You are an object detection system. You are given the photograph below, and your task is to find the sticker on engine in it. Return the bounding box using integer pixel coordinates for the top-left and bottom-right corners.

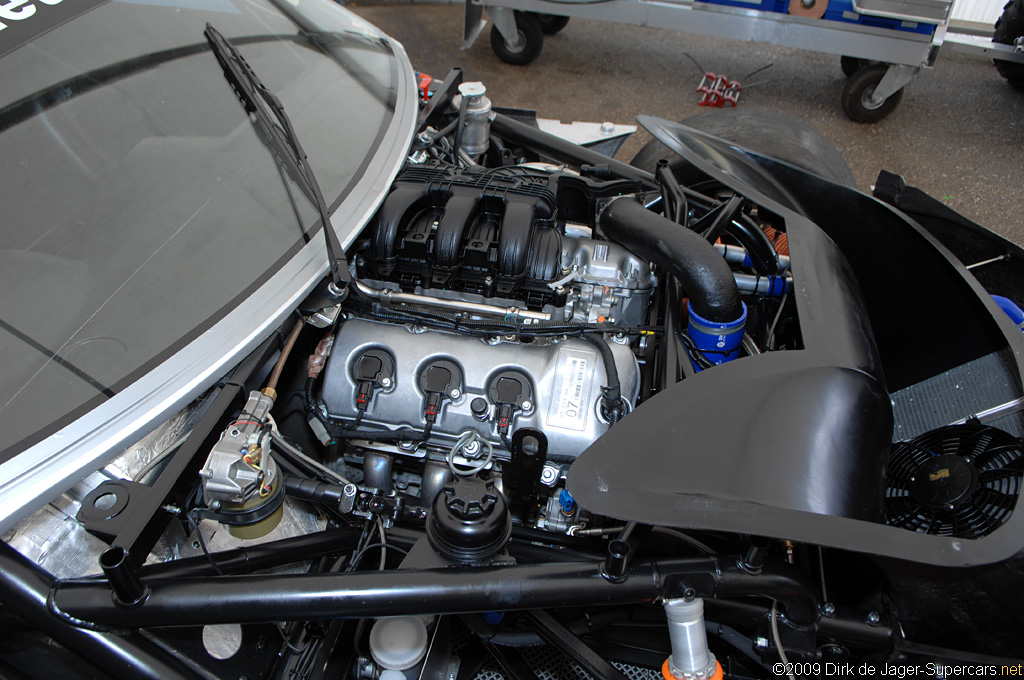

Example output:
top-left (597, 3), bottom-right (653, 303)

top-left (547, 348), bottom-right (593, 431)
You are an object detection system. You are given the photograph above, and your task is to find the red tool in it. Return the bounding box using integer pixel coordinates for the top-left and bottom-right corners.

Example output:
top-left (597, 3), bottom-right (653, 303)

top-left (696, 72), bottom-right (741, 108)
top-left (416, 72), bottom-right (433, 103)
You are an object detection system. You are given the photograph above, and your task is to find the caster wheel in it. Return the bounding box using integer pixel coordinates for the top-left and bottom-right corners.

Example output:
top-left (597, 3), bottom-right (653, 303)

top-left (490, 12), bottom-right (543, 65)
top-left (841, 64), bottom-right (903, 123)
top-left (840, 55), bottom-right (870, 78)
top-left (533, 13), bottom-right (570, 34)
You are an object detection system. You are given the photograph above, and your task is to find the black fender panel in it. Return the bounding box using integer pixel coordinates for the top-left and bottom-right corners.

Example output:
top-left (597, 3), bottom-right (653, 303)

top-left (567, 352), bottom-right (892, 529)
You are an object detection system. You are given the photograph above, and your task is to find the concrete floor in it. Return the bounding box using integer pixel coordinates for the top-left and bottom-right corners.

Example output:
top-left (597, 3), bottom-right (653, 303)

top-left (348, 1), bottom-right (1024, 244)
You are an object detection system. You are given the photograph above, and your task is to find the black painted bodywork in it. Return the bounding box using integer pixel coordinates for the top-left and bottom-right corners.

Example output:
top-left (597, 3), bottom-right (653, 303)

top-left (570, 119), bottom-right (1024, 567)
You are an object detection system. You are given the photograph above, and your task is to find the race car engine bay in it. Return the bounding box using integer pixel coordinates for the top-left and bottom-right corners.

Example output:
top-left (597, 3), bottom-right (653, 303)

top-left (8, 68), bottom-right (1024, 680)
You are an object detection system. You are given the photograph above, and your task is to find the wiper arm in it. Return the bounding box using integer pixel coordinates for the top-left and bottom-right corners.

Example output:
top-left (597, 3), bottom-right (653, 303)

top-left (204, 23), bottom-right (350, 293)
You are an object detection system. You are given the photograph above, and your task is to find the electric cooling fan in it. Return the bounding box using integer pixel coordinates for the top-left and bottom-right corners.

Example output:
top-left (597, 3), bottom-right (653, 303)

top-left (885, 423), bottom-right (1024, 538)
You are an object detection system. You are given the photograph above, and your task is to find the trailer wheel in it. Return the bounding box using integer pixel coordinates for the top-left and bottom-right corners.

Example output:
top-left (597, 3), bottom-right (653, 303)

top-left (840, 56), bottom-right (869, 78)
top-left (533, 13), bottom-right (570, 35)
top-left (490, 12), bottom-right (543, 65)
top-left (994, 0), bottom-right (1024, 88)
top-left (630, 109), bottom-right (856, 188)
top-left (841, 64), bottom-right (903, 123)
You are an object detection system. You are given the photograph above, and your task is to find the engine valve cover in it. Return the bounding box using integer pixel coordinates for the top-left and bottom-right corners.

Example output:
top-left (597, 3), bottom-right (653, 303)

top-left (319, 319), bottom-right (640, 460)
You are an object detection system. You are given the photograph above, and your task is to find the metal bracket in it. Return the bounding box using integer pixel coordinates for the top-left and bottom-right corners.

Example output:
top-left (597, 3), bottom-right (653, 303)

top-left (868, 64), bottom-right (919, 106)
top-left (488, 6), bottom-right (522, 49)
top-left (463, 0), bottom-right (487, 49)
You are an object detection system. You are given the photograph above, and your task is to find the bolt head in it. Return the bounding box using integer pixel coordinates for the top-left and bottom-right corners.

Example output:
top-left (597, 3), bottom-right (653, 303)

top-left (754, 636), bottom-right (769, 650)
top-left (381, 377), bottom-right (392, 387)
top-left (823, 602), bottom-right (836, 616)
top-left (450, 388), bottom-right (461, 399)
top-left (866, 611), bottom-right (881, 625)
top-left (521, 400), bottom-right (532, 411)
top-left (600, 121), bottom-right (615, 134)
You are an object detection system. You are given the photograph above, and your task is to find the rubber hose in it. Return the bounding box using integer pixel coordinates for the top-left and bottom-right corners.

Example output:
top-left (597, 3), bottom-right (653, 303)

top-left (725, 213), bottom-right (782, 276)
top-left (580, 334), bottom-right (623, 423)
top-left (600, 197), bottom-right (742, 322)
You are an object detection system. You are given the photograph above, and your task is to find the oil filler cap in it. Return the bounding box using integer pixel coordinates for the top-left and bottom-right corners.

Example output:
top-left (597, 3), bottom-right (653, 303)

top-left (426, 474), bottom-right (511, 563)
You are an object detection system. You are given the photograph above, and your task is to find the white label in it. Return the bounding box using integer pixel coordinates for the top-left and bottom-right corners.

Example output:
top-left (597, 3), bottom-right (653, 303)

top-left (547, 349), bottom-right (592, 431)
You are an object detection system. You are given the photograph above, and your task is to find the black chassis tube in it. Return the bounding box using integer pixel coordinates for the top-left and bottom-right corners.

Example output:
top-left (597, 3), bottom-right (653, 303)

top-left (0, 543), bottom-right (202, 680)
top-left (491, 113), bottom-right (661, 191)
top-left (138, 526), bottom-right (362, 579)
top-left (50, 556), bottom-right (820, 631)
top-left (600, 196), bottom-right (743, 322)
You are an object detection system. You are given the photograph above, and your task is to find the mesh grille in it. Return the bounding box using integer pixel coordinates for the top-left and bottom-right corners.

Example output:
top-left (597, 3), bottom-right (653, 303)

top-left (469, 642), bottom-right (660, 679)
top-left (453, 624), bottom-right (660, 680)
top-left (471, 658), bottom-right (659, 680)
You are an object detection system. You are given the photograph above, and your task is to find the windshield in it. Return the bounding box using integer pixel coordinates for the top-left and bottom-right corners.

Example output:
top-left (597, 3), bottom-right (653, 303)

top-left (0, 0), bottom-right (398, 459)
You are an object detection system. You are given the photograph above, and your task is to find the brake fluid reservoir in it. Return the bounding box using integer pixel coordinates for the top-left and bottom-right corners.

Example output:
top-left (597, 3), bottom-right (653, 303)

top-left (369, 617), bottom-right (428, 673)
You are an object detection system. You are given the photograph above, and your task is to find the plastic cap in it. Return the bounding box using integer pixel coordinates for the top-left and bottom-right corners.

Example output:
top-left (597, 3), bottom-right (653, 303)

top-left (459, 82), bottom-right (487, 97)
top-left (369, 617), bottom-right (428, 670)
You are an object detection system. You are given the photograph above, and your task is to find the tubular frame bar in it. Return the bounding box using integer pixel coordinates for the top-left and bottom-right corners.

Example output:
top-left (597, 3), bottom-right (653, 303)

top-left (50, 556), bottom-right (821, 629)
top-left (0, 543), bottom-right (202, 680)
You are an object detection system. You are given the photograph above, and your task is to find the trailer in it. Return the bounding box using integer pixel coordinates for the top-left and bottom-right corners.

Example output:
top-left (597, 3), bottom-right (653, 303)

top-left (462, 0), bottom-right (1024, 121)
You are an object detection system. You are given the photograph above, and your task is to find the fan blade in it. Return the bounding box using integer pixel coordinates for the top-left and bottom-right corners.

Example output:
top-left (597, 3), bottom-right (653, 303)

top-left (973, 443), bottom-right (1024, 470)
top-left (903, 441), bottom-right (939, 465)
top-left (979, 467), bottom-right (1023, 484)
top-left (885, 478), bottom-right (914, 492)
top-left (953, 505), bottom-right (996, 538)
top-left (976, 489), bottom-right (1019, 511)
top-left (886, 501), bottom-right (923, 528)
top-left (961, 429), bottom-right (993, 459)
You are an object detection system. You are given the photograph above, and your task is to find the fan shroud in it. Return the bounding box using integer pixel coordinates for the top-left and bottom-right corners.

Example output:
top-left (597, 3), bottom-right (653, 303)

top-left (885, 423), bottom-right (1024, 538)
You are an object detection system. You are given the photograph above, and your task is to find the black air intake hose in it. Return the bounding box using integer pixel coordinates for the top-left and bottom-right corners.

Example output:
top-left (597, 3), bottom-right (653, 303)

top-left (600, 197), bottom-right (742, 322)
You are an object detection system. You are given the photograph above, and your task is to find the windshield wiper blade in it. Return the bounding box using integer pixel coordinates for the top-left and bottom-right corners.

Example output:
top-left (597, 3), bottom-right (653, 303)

top-left (204, 23), bottom-right (350, 293)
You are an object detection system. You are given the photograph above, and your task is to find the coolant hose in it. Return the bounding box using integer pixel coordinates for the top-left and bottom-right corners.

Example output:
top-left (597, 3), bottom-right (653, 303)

top-left (580, 333), bottom-right (623, 423)
top-left (726, 214), bottom-right (783, 276)
top-left (600, 197), bottom-right (742, 323)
